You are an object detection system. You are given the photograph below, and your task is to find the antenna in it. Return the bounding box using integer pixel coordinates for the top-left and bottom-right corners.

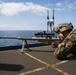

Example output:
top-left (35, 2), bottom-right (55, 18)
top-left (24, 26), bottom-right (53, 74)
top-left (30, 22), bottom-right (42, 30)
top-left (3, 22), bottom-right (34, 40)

top-left (52, 10), bottom-right (54, 28)
top-left (47, 10), bottom-right (49, 32)
top-left (52, 10), bottom-right (54, 20)
top-left (47, 10), bottom-right (49, 20)
top-left (47, 9), bottom-right (54, 33)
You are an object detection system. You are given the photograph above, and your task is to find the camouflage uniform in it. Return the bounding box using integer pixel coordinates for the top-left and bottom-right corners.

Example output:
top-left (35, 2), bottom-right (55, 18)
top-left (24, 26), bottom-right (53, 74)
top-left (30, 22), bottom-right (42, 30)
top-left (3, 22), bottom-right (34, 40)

top-left (54, 23), bottom-right (76, 60)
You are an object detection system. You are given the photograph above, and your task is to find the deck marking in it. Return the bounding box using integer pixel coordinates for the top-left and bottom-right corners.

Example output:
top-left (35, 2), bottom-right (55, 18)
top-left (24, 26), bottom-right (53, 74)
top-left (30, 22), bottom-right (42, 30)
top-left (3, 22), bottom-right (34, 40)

top-left (19, 52), bottom-right (69, 75)
top-left (52, 60), bottom-right (68, 66)
top-left (51, 66), bottom-right (70, 75)
top-left (18, 66), bottom-right (48, 75)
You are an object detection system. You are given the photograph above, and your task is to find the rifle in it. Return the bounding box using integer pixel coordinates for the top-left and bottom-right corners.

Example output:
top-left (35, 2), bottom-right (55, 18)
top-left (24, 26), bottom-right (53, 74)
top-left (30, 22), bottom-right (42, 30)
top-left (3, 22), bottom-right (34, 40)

top-left (0, 36), bottom-right (59, 52)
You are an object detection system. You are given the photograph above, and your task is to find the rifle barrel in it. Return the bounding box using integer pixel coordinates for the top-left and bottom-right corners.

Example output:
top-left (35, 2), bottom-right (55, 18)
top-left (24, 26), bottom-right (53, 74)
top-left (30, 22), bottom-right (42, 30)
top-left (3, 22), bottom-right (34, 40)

top-left (0, 37), bottom-right (18, 39)
top-left (0, 36), bottom-right (59, 41)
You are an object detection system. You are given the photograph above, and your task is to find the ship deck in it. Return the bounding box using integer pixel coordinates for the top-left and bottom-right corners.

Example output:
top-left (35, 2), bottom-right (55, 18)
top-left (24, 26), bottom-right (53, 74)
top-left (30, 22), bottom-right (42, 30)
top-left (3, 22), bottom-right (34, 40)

top-left (0, 45), bottom-right (76, 75)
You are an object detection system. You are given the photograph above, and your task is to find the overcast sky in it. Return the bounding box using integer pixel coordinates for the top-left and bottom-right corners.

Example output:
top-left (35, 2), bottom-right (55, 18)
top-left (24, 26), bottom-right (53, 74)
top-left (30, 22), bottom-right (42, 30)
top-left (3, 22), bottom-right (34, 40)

top-left (0, 0), bottom-right (76, 30)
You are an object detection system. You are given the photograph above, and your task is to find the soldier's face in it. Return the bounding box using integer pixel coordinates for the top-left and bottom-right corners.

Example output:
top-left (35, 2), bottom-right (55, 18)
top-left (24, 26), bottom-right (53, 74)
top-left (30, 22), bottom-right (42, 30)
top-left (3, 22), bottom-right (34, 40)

top-left (58, 32), bottom-right (65, 40)
top-left (58, 30), bottom-right (70, 41)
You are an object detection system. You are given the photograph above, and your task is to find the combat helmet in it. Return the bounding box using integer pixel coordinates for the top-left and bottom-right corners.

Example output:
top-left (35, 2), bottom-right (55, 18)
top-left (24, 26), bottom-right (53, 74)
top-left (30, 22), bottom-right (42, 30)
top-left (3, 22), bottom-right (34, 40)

top-left (54, 23), bottom-right (73, 33)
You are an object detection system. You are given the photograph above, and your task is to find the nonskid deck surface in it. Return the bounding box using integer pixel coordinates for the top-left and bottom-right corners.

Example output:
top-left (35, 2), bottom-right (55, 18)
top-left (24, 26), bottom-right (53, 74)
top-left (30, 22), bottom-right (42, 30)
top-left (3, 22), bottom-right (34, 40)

top-left (0, 45), bottom-right (76, 75)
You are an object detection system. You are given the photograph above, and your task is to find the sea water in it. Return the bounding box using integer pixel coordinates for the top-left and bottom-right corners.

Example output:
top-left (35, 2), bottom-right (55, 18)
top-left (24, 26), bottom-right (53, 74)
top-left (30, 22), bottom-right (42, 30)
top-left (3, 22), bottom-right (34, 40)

top-left (0, 30), bottom-right (42, 47)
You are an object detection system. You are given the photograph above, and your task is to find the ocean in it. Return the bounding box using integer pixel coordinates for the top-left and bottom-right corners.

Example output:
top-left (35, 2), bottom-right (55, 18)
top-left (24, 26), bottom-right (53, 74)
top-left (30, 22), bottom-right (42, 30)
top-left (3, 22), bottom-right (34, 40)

top-left (0, 30), bottom-right (57, 47)
top-left (0, 30), bottom-right (42, 47)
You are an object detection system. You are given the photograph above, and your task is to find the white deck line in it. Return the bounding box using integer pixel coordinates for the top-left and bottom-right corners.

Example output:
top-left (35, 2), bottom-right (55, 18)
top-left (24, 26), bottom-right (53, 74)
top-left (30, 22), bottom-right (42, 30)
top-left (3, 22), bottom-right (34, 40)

top-left (18, 52), bottom-right (69, 75)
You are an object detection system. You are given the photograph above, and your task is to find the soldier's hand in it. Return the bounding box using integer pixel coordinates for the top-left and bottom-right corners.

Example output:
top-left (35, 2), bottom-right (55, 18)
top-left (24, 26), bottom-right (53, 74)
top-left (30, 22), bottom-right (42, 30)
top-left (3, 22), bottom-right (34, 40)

top-left (58, 43), bottom-right (62, 48)
top-left (51, 42), bottom-right (58, 48)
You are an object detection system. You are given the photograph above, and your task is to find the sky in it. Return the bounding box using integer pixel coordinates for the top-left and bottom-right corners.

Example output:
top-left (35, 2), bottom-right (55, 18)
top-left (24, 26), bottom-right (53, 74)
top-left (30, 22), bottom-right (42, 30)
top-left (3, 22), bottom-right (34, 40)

top-left (0, 0), bottom-right (76, 30)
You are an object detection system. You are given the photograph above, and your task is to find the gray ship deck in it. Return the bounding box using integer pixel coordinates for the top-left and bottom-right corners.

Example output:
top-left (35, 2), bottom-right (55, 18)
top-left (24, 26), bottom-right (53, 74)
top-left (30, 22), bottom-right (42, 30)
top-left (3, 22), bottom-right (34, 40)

top-left (0, 45), bottom-right (76, 75)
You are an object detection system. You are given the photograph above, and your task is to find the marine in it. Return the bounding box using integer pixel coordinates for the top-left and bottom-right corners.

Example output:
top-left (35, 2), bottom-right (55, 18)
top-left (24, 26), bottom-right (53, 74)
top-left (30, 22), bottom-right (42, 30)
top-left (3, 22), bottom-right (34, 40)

top-left (51, 22), bottom-right (76, 60)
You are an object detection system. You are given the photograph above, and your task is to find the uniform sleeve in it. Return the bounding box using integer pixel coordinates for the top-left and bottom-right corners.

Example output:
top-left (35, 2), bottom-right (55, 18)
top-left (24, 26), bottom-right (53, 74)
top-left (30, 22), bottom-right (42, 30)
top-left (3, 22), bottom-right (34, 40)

top-left (54, 37), bottom-right (74, 59)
